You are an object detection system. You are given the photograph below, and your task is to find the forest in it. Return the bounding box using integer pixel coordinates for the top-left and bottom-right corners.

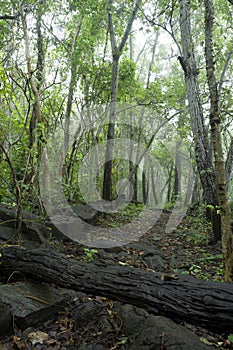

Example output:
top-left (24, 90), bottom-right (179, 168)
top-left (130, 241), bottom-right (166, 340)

top-left (0, 0), bottom-right (233, 349)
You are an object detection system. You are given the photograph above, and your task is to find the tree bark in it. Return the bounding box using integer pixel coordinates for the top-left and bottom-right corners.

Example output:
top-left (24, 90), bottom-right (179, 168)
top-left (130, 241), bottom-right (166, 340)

top-left (179, 0), bottom-right (221, 241)
top-left (102, 56), bottom-right (119, 200)
top-left (20, 3), bottom-right (43, 147)
top-left (63, 18), bottom-right (83, 156)
top-left (102, 0), bottom-right (142, 200)
top-left (204, 0), bottom-right (233, 282)
top-left (1, 246), bottom-right (233, 332)
top-left (226, 137), bottom-right (233, 191)
top-left (129, 114), bottom-right (138, 203)
top-left (142, 170), bottom-right (148, 204)
top-left (0, 145), bottom-right (22, 232)
top-left (172, 141), bottom-right (182, 201)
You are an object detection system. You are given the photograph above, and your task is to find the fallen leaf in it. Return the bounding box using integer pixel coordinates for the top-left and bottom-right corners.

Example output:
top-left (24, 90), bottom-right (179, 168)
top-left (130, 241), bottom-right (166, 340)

top-left (27, 331), bottom-right (49, 345)
top-left (161, 274), bottom-right (179, 281)
top-left (200, 337), bottom-right (216, 346)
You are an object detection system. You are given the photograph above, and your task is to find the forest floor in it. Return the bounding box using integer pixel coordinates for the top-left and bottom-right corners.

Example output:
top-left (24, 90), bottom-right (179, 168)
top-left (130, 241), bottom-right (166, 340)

top-left (0, 206), bottom-right (232, 350)
top-left (97, 206), bottom-right (224, 282)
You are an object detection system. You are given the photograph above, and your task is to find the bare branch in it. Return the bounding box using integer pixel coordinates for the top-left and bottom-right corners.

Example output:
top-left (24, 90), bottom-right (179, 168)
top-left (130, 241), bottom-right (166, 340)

top-left (218, 51), bottom-right (233, 97)
top-left (0, 14), bottom-right (19, 20)
top-left (138, 3), bottom-right (182, 55)
top-left (0, 144), bottom-right (22, 232)
top-left (119, 0), bottom-right (142, 54)
top-left (107, 0), bottom-right (117, 51)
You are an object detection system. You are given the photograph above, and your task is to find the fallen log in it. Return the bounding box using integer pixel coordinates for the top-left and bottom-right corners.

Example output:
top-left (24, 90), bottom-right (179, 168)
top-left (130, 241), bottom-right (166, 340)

top-left (0, 246), bottom-right (233, 332)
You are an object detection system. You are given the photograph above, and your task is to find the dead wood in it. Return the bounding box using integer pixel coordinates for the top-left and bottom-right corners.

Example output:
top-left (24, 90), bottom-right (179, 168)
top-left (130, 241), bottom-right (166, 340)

top-left (0, 246), bottom-right (233, 332)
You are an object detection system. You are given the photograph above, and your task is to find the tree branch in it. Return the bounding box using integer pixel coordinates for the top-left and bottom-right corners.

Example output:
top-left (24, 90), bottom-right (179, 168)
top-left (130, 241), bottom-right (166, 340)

top-left (118, 0), bottom-right (142, 54)
top-left (0, 14), bottom-right (19, 20)
top-left (177, 56), bottom-right (188, 75)
top-left (107, 0), bottom-right (117, 52)
top-left (0, 144), bottom-right (22, 232)
top-left (218, 51), bottom-right (233, 97)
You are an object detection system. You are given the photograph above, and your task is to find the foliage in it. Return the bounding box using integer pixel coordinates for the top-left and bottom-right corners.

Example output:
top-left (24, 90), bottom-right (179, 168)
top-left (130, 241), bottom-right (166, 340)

top-left (97, 203), bottom-right (145, 227)
top-left (172, 207), bottom-right (224, 281)
top-left (82, 248), bottom-right (98, 262)
top-left (0, 0), bottom-right (232, 278)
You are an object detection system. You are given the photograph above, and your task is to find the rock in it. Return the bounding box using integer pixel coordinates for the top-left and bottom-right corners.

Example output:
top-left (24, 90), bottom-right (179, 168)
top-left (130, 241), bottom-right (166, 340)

top-left (125, 240), bottom-right (165, 270)
top-left (0, 204), bottom-right (51, 243)
top-left (0, 205), bottom-right (17, 224)
top-left (0, 299), bottom-right (13, 337)
top-left (113, 303), bottom-right (215, 350)
top-left (143, 251), bottom-right (165, 270)
top-left (78, 343), bottom-right (105, 350)
top-left (44, 204), bottom-right (99, 242)
top-left (0, 226), bottom-right (16, 243)
top-left (102, 246), bottom-right (124, 254)
top-left (113, 303), bottom-right (148, 336)
top-left (126, 240), bottom-right (164, 255)
top-left (129, 315), bottom-right (212, 350)
top-left (0, 203), bottom-right (99, 244)
top-left (0, 281), bottom-right (66, 338)
top-left (72, 204), bottom-right (99, 225)
top-left (71, 301), bottom-right (104, 327)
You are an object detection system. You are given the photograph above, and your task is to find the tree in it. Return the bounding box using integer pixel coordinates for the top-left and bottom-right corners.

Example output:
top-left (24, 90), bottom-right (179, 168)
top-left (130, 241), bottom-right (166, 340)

top-left (63, 18), bottom-right (83, 155)
top-left (204, 0), bottom-right (233, 282)
top-left (102, 0), bottom-right (142, 201)
top-left (19, 2), bottom-right (44, 151)
top-left (178, 0), bottom-right (221, 241)
top-left (0, 0), bottom-right (232, 258)
top-left (226, 138), bottom-right (233, 191)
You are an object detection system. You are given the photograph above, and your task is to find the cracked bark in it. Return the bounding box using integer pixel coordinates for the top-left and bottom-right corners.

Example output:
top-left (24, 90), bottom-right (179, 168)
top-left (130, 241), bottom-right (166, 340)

top-left (179, 0), bottom-right (221, 241)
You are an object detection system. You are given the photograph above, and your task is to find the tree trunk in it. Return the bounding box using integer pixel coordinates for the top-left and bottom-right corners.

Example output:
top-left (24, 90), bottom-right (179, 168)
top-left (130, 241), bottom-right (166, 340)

top-left (166, 164), bottom-right (174, 202)
top-left (179, 0), bottom-right (221, 241)
top-left (102, 0), bottom-right (142, 200)
top-left (151, 166), bottom-right (158, 205)
top-left (102, 56), bottom-right (119, 200)
top-left (1, 246), bottom-right (233, 332)
top-left (20, 1), bottom-right (47, 204)
top-left (0, 146), bottom-right (22, 232)
top-left (146, 32), bottom-right (159, 89)
top-left (63, 18), bottom-right (83, 156)
top-left (226, 137), bottom-right (233, 191)
top-left (204, 0), bottom-right (233, 282)
top-left (142, 170), bottom-right (148, 204)
top-left (172, 141), bottom-right (182, 201)
top-left (20, 3), bottom-right (43, 149)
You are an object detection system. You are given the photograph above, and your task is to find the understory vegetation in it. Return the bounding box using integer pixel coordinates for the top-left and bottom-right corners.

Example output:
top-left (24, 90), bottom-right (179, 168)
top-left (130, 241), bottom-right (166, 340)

top-left (0, 0), bottom-right (232, 280)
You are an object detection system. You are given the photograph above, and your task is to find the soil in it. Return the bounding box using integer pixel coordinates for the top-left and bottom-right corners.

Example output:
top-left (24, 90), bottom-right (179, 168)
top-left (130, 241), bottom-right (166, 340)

top-left (0, 209), bottom-right (232, 350)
